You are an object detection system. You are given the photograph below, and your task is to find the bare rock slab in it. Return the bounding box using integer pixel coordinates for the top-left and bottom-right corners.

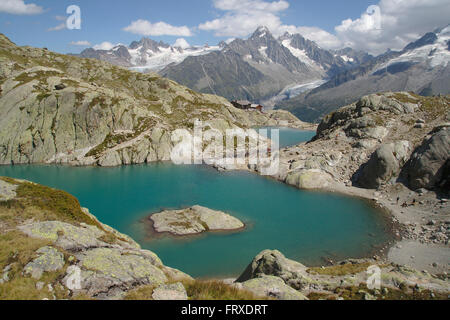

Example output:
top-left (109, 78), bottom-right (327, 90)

top-left (152, 282), bottom-right (188, 300)
top-left (241, 275), bottom-right (308, 300)
top-left (150, 205), bottom-right (244, 236)
top-left (24, 246), bottom-right (65, 280)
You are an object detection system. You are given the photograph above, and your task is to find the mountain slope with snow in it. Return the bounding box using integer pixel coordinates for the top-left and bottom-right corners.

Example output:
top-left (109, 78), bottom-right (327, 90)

top-left (160, 27), bottom-right (363, 103)
top-left (278, 26), bottom-right (450, 122)
top-left (76, 38), bottom-right (219, 71)
top-left (76, 27), bottom-right (369, 104)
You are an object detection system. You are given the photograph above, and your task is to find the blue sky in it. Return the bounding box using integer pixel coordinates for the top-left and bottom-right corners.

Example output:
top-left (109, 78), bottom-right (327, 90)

top-left (1, 0), bottom-right (449, 54)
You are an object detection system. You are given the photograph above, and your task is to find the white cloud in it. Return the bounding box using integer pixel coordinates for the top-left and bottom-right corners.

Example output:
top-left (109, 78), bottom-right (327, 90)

top-left (199, 0), bottom-right (450, 55)
top-left (124, 19), bottom-right (192, 37)
top-left (295, 27), bottom-right (342, 49)
top-left (70, 41), bottom-right (91, 46)
top-left (0, 0), bottom-right (43, 15)
top-left (47, 23), bottom-right (66, 32)
top-left (93, 42), bottom-right (117, 50)
top-left (335, 0), bottom-right (450, 54)
top-left (198, 0), bottom-right (342, 49)
top-left (173, 38), bottom-right (190, 49)
top-left (199, 0), bottom-right (290, 38)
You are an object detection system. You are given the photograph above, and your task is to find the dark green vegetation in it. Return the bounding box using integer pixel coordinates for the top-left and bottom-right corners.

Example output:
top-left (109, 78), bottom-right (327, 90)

top-left (0, 177), bottom-right (100, 228)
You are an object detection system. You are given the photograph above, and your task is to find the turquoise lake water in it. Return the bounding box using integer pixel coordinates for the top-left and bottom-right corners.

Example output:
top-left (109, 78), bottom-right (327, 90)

top-left (0, 129), bottom-right (391, 278)
top-left (257, 127), bottom-right (316, 148)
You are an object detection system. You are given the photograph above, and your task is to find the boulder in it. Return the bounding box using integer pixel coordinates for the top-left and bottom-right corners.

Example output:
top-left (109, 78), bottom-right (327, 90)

top-left (402, 128), bottom-right (450, 190)
top-left (236, 250), bottom-right (314, 290)
top-left (357, 141), bottom-right (411, 189)
top-left (356, 93), bottom-right (418, 115)
top-left (73, 247), bottom-right (167, 298)
top-left (150, 205), bottom-right (244, 236)
top-left (285, 169), bottom-right (333, 190)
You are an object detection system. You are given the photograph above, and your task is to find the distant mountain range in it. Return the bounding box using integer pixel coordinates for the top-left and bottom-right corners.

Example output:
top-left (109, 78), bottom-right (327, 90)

top-left (76, 27), bottom-right (369, 104)
top-left (160, 27), bottom-right (369, 103)
top-left (75, 25), bottom-right (449, 123)
top-left (278, 25), bottom-right (450, 122)
top-left (76, 38), bottom-right (219, 71)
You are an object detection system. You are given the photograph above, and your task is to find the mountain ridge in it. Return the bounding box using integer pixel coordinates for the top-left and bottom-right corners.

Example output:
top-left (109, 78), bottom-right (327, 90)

top-left (278, 25), bottom-right (450, 122)
top-left (160, 27), bottom-right (364, 103)
top-left (73, 26), bottom-right (367, 103)
top-left (75, 37), bottom-right (220, 71)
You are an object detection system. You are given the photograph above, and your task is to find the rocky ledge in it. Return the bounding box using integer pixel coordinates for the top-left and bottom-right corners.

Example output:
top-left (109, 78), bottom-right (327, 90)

top-left (149, 205), bottom-right (244, 236)
top-left (230, 250), bottom-right (450, 300)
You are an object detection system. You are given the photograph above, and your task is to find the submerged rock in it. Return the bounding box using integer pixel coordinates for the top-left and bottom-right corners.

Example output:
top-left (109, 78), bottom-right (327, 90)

top-left (149, 205), bottom-right (244, 236)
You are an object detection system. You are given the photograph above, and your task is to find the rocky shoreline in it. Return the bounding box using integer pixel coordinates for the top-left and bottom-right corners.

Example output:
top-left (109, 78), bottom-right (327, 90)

top-left (205, 92), bottom-right (449, 275)
top-left (1, 92), bottom-right (448, 276)
top-left (247, 93), bottom-right (450, 275)
top-left (1, 177), bottom-right (449, 300)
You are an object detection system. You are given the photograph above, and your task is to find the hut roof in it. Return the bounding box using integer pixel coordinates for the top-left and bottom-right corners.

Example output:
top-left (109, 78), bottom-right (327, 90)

top-left (235, 100), bottom-right (252, 105)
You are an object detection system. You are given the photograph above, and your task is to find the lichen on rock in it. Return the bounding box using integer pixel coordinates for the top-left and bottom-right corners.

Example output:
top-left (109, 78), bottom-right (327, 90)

top-left (24, 246), bottom-right (65, 279)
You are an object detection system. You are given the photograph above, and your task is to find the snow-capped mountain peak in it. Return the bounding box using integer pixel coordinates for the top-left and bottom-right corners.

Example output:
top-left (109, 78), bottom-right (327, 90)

top-left (373, 26), bottom-right (450, 74)
top-left (78, 37), bottom-right (219, 71)
top-left (251, 26), bottom-right (274, 40)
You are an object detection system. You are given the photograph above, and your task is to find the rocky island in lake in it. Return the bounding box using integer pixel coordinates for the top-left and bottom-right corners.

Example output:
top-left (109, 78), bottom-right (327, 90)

top-left (149, 205), bottom-right (245, 236)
